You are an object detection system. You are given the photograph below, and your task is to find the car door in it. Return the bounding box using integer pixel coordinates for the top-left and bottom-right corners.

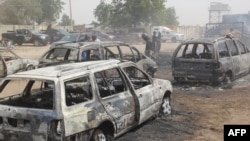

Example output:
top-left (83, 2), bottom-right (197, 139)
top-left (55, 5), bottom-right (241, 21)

top-left (62, 75), bottom-right (99, 136)
top-left (0, 56), bottom-right (7, 77)
top-left (225, 39), bottom-right (241, 78)
top-left (235, 39), bottom-right (250, 75)
top-left (23, 29), bottom-right (32, 42)
top-left (121, 65), bottom-right (157, 124)
top-left (1, 50), bottom-right (23, 75)
top-left (94, 67), bottom-right (137, 133)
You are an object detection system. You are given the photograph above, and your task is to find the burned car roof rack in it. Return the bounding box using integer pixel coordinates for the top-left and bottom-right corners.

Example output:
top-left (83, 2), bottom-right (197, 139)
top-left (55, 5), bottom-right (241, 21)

top-left (12, 60), bottom-right (123, 78)
top-left (54, 41), bottom-right (130, 48)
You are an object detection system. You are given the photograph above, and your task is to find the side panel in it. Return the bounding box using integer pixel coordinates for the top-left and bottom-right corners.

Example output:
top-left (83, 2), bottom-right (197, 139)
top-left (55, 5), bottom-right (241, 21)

top-left (134, 84), bottom-right (158, 124)
top-left (101, 91), bottom-right (136, 133)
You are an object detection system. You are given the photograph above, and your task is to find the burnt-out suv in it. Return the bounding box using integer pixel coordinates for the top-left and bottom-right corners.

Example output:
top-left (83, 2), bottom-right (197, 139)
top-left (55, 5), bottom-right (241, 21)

top-left (172, 35), bottom-right (250, 84)
top-left (39, 41), bottom-right (158, 77)
top-left (0, 60), bottom-right (172, 140)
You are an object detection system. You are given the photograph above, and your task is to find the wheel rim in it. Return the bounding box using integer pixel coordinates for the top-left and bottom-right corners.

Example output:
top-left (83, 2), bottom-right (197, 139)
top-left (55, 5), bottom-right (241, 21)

top-left (161, 97), bottom-right (171, 115)
top-left (92, 129), bottom-right (107, 141)
top-left (96, 134), bottom-right (106, 141)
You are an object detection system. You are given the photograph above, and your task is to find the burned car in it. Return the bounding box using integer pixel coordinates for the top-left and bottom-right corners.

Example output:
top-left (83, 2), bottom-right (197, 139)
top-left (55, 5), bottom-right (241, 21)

top-left (50, 32), bottom-right (88, 48)
top-left (39, 41), bottom-right (158, 77)
top-left (0, 60), bottom-right (172, 141)
top-left (172, 35), bottom-right (250, 84)
top-left (0, 47), bottom-right (38, 78)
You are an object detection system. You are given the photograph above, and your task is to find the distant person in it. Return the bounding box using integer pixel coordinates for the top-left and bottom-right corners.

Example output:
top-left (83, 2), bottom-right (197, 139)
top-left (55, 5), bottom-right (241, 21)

top-left (85, 34), bottom-right (91, 41)
top-left (152, 31), bottom-right (157, 54)
top-left (81, 50), bottom-right (90, 61)
top-left (141, 33), bottom-right (152, 57)
top-left (92, 35), bottom-right (100, 42)
top-left (46, 24), bottom-right (54, 43)
top-left (156, 32), bottom-right (161, 54)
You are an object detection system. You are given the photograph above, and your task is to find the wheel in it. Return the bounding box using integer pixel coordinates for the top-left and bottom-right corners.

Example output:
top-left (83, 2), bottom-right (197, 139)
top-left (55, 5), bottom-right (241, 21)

top-left (26, 65), bottom-right (35, 71)
top-left (34, 40), bottom-right (40, 46)
top-left (91, 129), bottom-right (113, 141)
top-left (8, 40), bottom-right (16, 45)
top-left (17, 41), bottom-right (23, 46)
top-left (159, 96), bottom-right (171, 116)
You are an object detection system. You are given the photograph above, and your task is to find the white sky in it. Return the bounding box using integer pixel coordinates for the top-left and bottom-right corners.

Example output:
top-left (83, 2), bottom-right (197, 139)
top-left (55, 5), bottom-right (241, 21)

top-left (63, 0), bottom-right (250, 26)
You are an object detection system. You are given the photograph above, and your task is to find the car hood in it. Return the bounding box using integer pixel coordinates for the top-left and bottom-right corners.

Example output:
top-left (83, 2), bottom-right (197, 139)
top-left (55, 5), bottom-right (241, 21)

top-left (50, 41), bottom-right (76, 48)
top-left (22, 58), bottom-right (39, 66)
top-left (142, 53), bottom-right (158, 67)
top-left (33, 32), bottom-right (49, 37)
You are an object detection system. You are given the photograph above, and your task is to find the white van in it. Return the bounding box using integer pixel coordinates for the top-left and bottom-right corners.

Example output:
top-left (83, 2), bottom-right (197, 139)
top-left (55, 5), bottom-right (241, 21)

top-left (152, 26), bottom-right (185, 43)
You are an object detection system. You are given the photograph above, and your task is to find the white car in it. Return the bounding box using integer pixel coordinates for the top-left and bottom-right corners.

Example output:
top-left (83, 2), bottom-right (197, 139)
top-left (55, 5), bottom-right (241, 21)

top-left (152, 26), bottom-right (185, 43)
top-left (0, 60), bottom-right (172, 141)
top-left (0, 47), bottom-right (38, 78)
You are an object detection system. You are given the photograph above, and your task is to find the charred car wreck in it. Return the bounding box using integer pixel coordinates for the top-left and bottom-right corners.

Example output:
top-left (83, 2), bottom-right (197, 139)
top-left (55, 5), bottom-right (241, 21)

top-left (39, 41), bottom-right (158, 77)
top-left (0, 47), bottom-right (38, 78)
top-left (0, 60), bottom-right (172, 141)
top-left (172, 35), bottom-right (250, 84)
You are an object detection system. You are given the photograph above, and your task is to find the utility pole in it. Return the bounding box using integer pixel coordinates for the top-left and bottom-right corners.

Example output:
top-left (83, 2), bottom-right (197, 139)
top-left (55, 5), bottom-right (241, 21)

top-left (69, 0), bottom-right (73, 27)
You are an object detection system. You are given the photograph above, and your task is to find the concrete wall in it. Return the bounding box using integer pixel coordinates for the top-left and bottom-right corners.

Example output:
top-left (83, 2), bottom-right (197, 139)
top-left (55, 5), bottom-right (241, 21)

top-left (0, 24), bottom-right (73, 39)
top-left (177, 25), bottom-right (205, 40)
top-left (0, 24), bottom-right (205, 41)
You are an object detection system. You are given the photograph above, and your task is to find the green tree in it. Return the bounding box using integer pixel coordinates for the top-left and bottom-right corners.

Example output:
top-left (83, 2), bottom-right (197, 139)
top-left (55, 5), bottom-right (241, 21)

top-left (94, 0), bottom-right (179, 28)
top-left (94, 1), bottom-right (113, 27)
top-left (37, 0), bottom-right (65, 24)
top-left (94, 0), bottom-right (169, 27)
top-left (0, 0), bottom-right (64, 24)
top-left (59, 14), bottom-right (72, 26)
top-left (0, 0), bottom-right (42, 25)
top-left (165, 7), bottom-right (179, 26)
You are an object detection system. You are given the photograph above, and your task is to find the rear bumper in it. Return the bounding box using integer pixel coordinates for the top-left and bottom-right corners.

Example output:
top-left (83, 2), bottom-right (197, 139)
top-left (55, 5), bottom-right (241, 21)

top-left (173, 69), bottom-right (224, 82)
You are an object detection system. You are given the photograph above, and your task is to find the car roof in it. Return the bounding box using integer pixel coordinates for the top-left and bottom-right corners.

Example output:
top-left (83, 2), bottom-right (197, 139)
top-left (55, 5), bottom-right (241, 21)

top-left (182, 36), bottom-right (236, 44)
top-left (53, 41), bottom-right (130, 49)
top-left (9, 60), bottom-right (127, 78)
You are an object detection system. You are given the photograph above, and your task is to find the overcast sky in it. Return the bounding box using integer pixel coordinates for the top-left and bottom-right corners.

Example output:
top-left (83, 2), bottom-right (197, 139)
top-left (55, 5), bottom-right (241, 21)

top-left (63, 0), bottom-right (250, 26)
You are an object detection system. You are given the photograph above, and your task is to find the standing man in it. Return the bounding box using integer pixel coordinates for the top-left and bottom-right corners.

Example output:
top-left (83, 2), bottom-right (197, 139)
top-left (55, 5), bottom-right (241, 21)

top-left (156, 32), bottom-right (161, 56)
top-left (152, 31), bottom-right (157, 55)
top-left (141, 33), bottom-right (152, 57)
top-left (46, 24), bottom-right (54, 43)
top-left (91, 35), bottom-right (100, 42)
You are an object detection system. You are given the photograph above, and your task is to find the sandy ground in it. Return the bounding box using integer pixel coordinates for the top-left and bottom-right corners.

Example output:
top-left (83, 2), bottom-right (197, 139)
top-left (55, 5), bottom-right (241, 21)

top-left (11, 42), bottom-right (250, 141)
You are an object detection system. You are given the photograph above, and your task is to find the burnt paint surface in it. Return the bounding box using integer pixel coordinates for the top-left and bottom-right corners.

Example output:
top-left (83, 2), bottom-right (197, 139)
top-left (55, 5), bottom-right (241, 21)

top-left (0, 61), bottom-right (172, 140)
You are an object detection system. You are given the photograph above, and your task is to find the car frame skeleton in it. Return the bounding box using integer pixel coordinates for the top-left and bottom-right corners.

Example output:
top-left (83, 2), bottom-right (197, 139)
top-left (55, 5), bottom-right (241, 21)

top-left (0, 60), bottom-right (172, 141)
top-left (172, 35), bottom-right (250, 84)
top-left (39, 41), bottom-right (158, 77)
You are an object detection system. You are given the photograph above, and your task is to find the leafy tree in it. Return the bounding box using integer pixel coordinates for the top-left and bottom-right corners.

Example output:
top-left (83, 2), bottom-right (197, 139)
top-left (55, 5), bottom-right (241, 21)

top-left (165, 7), bottom-right (179, 26)
top-left (0, 0), bottom-right (64, 24)
top-left (37, 0), bottom-right (65, 24)
top-left (94, 0), bottom-right (179, 28)
top-left (59, 14), bottom-right (73, 26)
top-left (0, 0), bottom-right (42, 24)
top-left (94, 1), bottom-right (112, 27)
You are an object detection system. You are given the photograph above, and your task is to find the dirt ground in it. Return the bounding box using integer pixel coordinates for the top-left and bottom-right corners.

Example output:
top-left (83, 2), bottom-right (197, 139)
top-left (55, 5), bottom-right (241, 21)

top-left (12, 42), bottom-right (250, 141)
